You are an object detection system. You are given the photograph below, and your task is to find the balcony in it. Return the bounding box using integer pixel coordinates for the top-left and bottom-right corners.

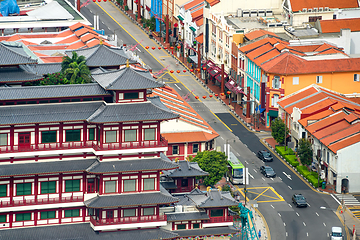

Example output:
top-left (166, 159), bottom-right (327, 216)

top-left (0, 142), bottom-right (93, 154)
top-left (0, 195), bottom-right (84, 208)
top-left (92, 137), bottom-right (168, 151)
top-left (204, 215), bottom-right (233, 223)
top-left (90, 215), bottom-right (167, 226)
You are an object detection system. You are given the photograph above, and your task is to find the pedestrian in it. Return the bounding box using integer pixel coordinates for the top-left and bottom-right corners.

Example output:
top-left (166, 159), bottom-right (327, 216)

top-left (342, 186), bottom-right (346, 194)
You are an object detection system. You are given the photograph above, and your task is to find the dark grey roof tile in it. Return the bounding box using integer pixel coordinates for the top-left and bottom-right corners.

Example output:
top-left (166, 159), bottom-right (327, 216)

top-left (0, 66), bottom-right (43, 83)
top-left (187, 189), bottom-right (238, 208)
top-left (161, 181), bottom-right (178, 189)
top-left (0, 43), bottom-right (37, 66)
top-left (166, 211), bottom-right (210, 222)
top-left (165, 161), bottom-right (208, 178)
top-left (174, 226), bottom-right (237, 238)
top-left (24, 63), bottom-right (62, 75)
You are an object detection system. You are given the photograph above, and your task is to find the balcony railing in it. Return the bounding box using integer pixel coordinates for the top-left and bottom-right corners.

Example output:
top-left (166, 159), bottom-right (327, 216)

top-left (0, 195), bottom-right (84, 208)
top-left (0, 136), bottom-right (168, 154)
top-left (204, 216), bottom-right (233, 223)
top-left (90, 215), bottom-right (167, 226)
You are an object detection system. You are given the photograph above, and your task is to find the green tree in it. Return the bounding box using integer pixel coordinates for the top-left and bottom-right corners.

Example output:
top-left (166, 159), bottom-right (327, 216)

top-left (191, 150), bottom-right (228, 186)
top-left (64, 61), bottom-right (91, 84)
top-left (298, 138), bottom-right (313, 166)
top-left (271, 117), bottom-right (289, 145)
top-left (61, 51), bottom-right (86, 73)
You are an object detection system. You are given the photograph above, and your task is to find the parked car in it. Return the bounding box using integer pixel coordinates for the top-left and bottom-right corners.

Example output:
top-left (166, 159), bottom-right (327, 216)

top-left (260, 166), bottom-right (276, 178)
top-left (257, 150), bottom-right (273, 162)
top-left (292, 193), bottom-right (308, 207)
top-left (331, 226), bottom-right (343, 240)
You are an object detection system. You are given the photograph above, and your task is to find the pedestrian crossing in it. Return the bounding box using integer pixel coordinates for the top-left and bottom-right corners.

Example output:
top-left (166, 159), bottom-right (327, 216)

top-left (348, 207), bottom-right (360, 221)
top-left (335, 194), bottom-right (360, 206)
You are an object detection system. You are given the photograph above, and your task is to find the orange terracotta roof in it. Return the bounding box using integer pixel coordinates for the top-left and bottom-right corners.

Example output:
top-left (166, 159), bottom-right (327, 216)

top-left (81, 33), bottom-right (99, 43)
top-left (28, 45), bottom-right (69, 51)
top-left (205, 0), bottom-right (220, 6)
top-left (67, 41), bottom-right (86, 49)
top-left (261, 52), bottom-right (360, 74)
top-left (195, 33), bottom-right (203, 44)
top-left (320, 18), bottom-right (360, 33)
top-left (196, 18), bottom-right (204, 27)
top-left (191, 8), bottom-right (203, 20)
top-left (41, 57), bottom-right (64, 63)
top-left (245, 29), bottom-right (278, 41)
top-left (69, 22), bottom-right (92, 31)
top-left (246, 43), bottom-right (274, 61)
top-left (321, 121), bottom-right (360, 144)
top-left (74, 28), bottom-right (95, 37)
top-left (253, 48), bottom-right (281, 65)
top-left (239, 37), bottom-right (285, 53)
top-left (289, 44), bottom-right (322, 52)
top-left (298, 109), bottom-right (334, 126)
top-left (279, 87), bottom-right (319, 112)
top-left (162, 131), bottom-right (217, 143)
top-left (86, 39), bottom-right (100, 48)
top-left (289, 0), bottom-right (359, 12)
top-left (56, 35), bottom-right (79, 44)
top-left (313, 120), bottom-right (350, 140)
top-left (315, 48), bottom-right (346, 55)
top-left (56, 29), bottom-right (74, 38)
top-left (184, 0), bottom-right (203, 10)
top-left (307, 111), bottom-right (349, 134)
top-left (327, 131), bottom-right (360, 153)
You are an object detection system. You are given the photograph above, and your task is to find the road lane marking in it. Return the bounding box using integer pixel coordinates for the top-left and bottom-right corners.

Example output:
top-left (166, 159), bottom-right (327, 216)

top-left (323, 222), bottom-right (326, 227)
top-left (288, 204), bottom-right (292, 208)
top-left (306, 232), bottom-right (308, 237)
top-left (278, 213), bottom-right (281, 217)
top-left (262, 177), bottom-right (266, 181)
top-left (283, 171), bottom-right (292, 180)
top-left (284, 222), bottom-right (286, 226)
top-left (315, 212), bottom-right (319, 216)
top-left (174, 84), bottom-right (181, 90)
top-left (288, 185), bottom-right (292, 190)
top-left (278, 177), bottom-right (282, 180)
top-left (303, 222), bottom-right (306, 226)
top-left (331, 194), bottom-right (341, 205)
top-left (271, 205), bottom-right (274, 209)
top-left (249, 173), bottom-right (254, 179)
top-left (296, 212), bottom-right (299, 216)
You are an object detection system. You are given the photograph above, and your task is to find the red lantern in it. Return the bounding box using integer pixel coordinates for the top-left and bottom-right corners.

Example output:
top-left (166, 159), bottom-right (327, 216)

top-left (202, 96), bottom-right (206, 99)
top-left (209, 95), bottom-right (213, 98)
top-left (170, 46), bottom-right (174, 50)
top-left (202, 67), bottom-right (206, 70)
top-left (183, 70), bottom-right (186, 73)
top-left (164, 47), bottom-right (167, 50)
top-left (174, 23), bottom-right (178, 28)
top-left (220, 93), bottom-right (225, 96)
top-left (158, 47), bottom-right (161, 50)
top-left (197, 68), bottom-right (200, 72)
top-left (152, 47), bottom-right (156, 50)
top-left (93, 0), bottom-right (96, 2)
top-left (145, 46), bottom-right (149, 49)
top-left (177, 45), bottom-right (181, 49)
top-left (97, 0), bottom-right (101, 2)
top-left (177, 70), bottom-right (180, 73)
top-left (160, 171), bottom-right (163, 175)
top-left (195, 96), bottom-right (199, 99)
top-left (103, 0), bottom-right (107, 2)
top-left (227, 91), bottom-right (231, 95)
top-left (190, 69), bottom-right (194, 72)
top-left (170, 70), bottom-right (174, 73)
top-left (215, 93), bottom-right (218, 97)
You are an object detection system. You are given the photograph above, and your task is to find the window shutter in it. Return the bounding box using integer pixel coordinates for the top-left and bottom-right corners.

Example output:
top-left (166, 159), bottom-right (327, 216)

top-left (271, 96), bottom-right (274, 107)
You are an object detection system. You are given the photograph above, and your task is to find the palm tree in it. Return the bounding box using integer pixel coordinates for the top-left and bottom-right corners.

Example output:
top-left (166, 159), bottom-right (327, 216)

top-left (61, 51), bottom-right (86, 73)
top-left (64, 61), bottom-right (91, 84)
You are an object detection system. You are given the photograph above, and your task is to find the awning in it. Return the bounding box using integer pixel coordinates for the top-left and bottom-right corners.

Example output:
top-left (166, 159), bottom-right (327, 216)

top-left (209, 67), bottom-right (220, 77)
top-left (146, 5), bottom-right (150, 11)
top-left (225, 79), bottom-right (235, 89)
top-left (215, 74), bottom-right (222, 82)
top-left (189, 55), bottom-right (198, 64)
top-left (233, 85), bottom-right (244, 94)
top-left (189, 26), bottom-right (196, 32)
top-left (268, 110), bottom-right (278, 117)
top-left (178, 15), bottom-right (184, 21)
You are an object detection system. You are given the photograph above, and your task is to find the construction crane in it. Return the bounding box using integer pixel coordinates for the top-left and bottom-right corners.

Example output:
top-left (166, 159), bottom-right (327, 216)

top-left (238, 203), bottom-right (259, 240)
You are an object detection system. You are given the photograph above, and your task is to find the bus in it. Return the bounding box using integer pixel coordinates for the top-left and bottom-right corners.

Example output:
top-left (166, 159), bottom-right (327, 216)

top-left (227, 151), bottom-right (248, 185)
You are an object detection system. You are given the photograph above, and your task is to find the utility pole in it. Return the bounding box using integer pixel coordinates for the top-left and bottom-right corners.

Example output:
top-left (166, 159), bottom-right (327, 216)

top-left (221, 63), bottom-right (224, 93)
top-left (244, 160), bottom-right (247, 206)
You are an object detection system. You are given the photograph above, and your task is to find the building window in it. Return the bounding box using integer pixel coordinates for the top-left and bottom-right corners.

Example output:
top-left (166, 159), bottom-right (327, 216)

top-left (273, 76), bottom-right (280, 89)
top-left (0, 185), bottom-right (7, 197)
top-left (143, 178), bottom-right (155, 191)
top-left (40, 211), bottom-right (56, 220)
top-left (0, 133), bottom-right (7, 146)
top-left (123, 179), bottom-right (136, 192)
top-left (144, 128), bottom-right (156, 141)
top-left (172, 145), bottom-right (179, 155)
top-left (316, 76), bottom-right (322, 84)
top-left (210, 209), bottom-right (224, 217)
top-left (143, 207), bottom-right (155, 216)
top-left (177, 224), bottom-right (186, 230)
top-left (41, 131), bottom-right (57, 143)
top-left (105, 130), bottom-right (117, 143)
top-left (0, 215), bottom-right (6, 223)
top-left (16, 213), bottom-right (31, 222)
top-left (124, 92), bottom-right (139, 100)
top-left (193, 223), bottom-right (200, 229)
top-left (104, 181), bottom-right (116, 193)
top-left (193, 143), bottom-right (199, 153)
top-left (293, 77), bottom-right (299, 85)
top-left (181, 179), bottom-right (188, 187)
top-left (123, 209), bottom-right (136, 217)
top-left (41, 181), bottom-right (56, 194)
top-left (124, 129), bottom-right (137, 142)
top-left (309, 16), bottom-right (322, 22)
top-left (65, 129), bottom-right (81, 142)
top-left (89, 128), bottom-right (95, 140)
top-left (65, 180), bottom-right (80, 192)
top-left (354, 74), bottom-right (360, 82)
top-left (64, 209), bottom-right (80, 218)
top-left (16, 183), bottom-right (32, 196)
top-left (272, 94), bottom-right (279, 108)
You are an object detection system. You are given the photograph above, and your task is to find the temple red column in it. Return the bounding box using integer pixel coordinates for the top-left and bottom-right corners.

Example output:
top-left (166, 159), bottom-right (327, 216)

top-left (221, 63), bottom-right (225, 93)
top-left (165, 14), bottom-right (169, 44)
top-left (137, 0), bottom-right (141, 22)
top-left (77, 0), bottom-right (80, 11)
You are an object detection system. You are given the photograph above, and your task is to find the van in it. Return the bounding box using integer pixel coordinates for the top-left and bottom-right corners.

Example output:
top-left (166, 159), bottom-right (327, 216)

top-left (331, 227), bottom-right (342, 240)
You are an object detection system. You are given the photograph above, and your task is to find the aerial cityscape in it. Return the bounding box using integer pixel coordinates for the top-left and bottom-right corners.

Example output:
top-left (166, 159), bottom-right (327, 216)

top-left (0, 0), bottom-right (359, 239)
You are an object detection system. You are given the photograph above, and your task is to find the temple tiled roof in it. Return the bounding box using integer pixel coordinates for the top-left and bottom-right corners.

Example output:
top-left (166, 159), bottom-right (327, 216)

top-left (0, 42), bottom-right (37, 66)
top-left (85, 191), bottom-right (179, 208)
top-left (187, 189), bottom-right (238, 208)
top-left (0, 223), bottom-right (178, 240)
top-left (65, 44), bottom-right (135, 67)
top-left (0, 66), bottom-right (43, 83)
top-left (163, 161), bottom-right (208, 178)
top-left (166, 211), bottom-right (209, 222)
top-left (0, 83), bottom-right (110, 101)
top-left (174, 226), bottom-right (237, 238)
top-left (0, 159), bottom-right (97, 177)
top-left (23, 62), bottom-right (62, 75)
top-left (88, 154), bottom-right (178, 173)
top-left (92, 67), bottom-right (164, 90)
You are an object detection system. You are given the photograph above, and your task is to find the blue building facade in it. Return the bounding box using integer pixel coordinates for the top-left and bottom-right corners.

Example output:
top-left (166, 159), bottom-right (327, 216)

top-left (246, 59), bottom-right (261, 112)
top-left (151, 0), bottom-right (162, 32)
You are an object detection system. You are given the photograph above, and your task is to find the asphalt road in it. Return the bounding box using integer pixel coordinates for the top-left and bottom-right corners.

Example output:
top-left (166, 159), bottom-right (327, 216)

top-left (71, 1), bottom-right (347, 239)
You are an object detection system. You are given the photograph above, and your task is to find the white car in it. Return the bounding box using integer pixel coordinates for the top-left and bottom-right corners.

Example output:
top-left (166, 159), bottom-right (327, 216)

top-left (331, 226), bottom-right (342, 240)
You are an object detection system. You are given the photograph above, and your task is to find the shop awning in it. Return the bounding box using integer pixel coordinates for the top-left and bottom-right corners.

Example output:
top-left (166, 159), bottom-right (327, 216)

top-left (225, 79), bottom-right (235, 89)
top-left (189, 26), bottom-right (196, 32)
top-left (268, 110), bottom-right (278, 117)
top-left (209, 67), bottom-right (220, 77)
top-left (177, 15), bottom-right (184, 21)
top-left (233, 85), bottom-right (244, 94)
top-left (189, 55), bottom-right (198, 64)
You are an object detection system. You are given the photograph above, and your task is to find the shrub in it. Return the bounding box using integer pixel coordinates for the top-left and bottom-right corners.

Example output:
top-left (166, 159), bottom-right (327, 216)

top-left (296, 165), bottom-right (310, 177)
top-left (285, 155), bottom-right (299, 167)
top-left (275, 146), bottom-right (295, 158)
top-left (307, 175), bottom-right (319, 188)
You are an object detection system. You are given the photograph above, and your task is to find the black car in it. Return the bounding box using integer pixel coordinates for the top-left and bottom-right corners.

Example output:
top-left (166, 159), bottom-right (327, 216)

top-left (292, 194), bottom-right (308, 207)
top-left (257, 150), bottom-right (273, 162)
top-left (260, 166), bottom-right (276, 178)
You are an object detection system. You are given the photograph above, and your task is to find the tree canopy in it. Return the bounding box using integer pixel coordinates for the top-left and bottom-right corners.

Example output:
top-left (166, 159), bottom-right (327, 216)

top-left (64, 61), bottom-right (92, 84)
top-left (61, 51), bottom-right (86, 73)
top-left (298, 138), bottom-right (313, 166)
top-left (271, 117), bottom-right (289, 145)
top-left (191, 150), bottom-right (228, 186)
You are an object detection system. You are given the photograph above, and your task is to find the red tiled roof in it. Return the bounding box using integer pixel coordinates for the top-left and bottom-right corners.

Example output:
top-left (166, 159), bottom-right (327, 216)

top-left (253, 49), bottom-right (281, 65)
top-left (289, 44), bottom-right (323, 52)
top-left (261, 52), bottom-right (360, 74)
top-left (195, 33), bottom-right (203, 44)
top-left (205, 0), bottom-right (220, 6)
top-left (184, 0), bottom-right (203, 10)
top-left (69, 22), bottom-right (93, 31)
top-left (56, 29), bottom-right (74, 38)
top-left (289, 0), bottom-right (359, 12)
top-left (315, 48), bottom-right (346, 55)
top-left (162, 131), bottom-right (216, 143)
top-left (67, 41), bottom-right (86, 49)
top-left (81, 33), bottom-right (99, 43)
top-left (320, 18), bottom-right (360, 33)
top-left (86, 39), bottom-right (100, 48)
top-left (41, 57), bottom-right (64, 63)
top-left (196, 18), bottom-right (204, 27)
top-left (191, 8), bottom-right (203, 20)
top-left (298, 109), bottom-right (334, 127)
top-left (56, 35), bottom-right (79, 44)
top-left (327, 131), bottom-right (360, 153)
top-left (239, 37), bottom-right (286, 53)
top-left (246, 43), bottom-right (274, 61)
top-left (245, 29), bottom-right (278, 41)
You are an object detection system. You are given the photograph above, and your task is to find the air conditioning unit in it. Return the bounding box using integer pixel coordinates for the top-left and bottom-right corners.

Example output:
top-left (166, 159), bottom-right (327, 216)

top-left (302, 8), bottom-right (307, 12)
top-left (324, 7), bottom-right (329, 11)
top-left (313, 8), bottom-right (318, 12)
top-left (318, 7), bottom-right (323, 12)
top-left (308, 8), bottom-right (312, 12)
